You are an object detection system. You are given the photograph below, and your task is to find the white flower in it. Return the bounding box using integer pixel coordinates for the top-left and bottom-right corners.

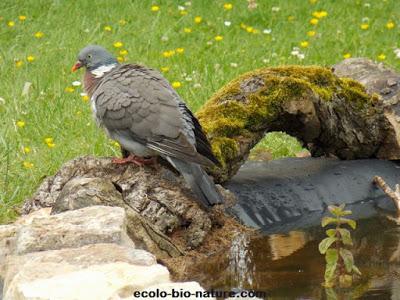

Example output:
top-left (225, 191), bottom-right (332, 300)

top-left (161, 35), bottom-right (169, 42)
top-left (263, 28), bottom-right (272, 34)
top-left (271, 52), bottom-right (278, 57)
top-left (224, 21), bottom-right (232, 27)
top-left (394, 48), bottom-right (400, 59)
top-left (362, 17), bottom-right (369, 23)
top-left (271, 6), bottom-right (280, 12)
top-left (206, 41), bottom-right (213, 45)
top-left (364, 3), bottom-right (370, 8)
top-left (193, 83), bottom-right (201, 88)
top-left (72, 81), bottom-right (81, 86)
top-left (230, 62), bottom-right (238, 68)
top-left (262, 58), bottom-right (269, 64)
top-left (80, 92), bottom-right (88, 96)
top-left (297, 53), bottom-right (305, 60)
top-left (178, 5), bottom-right (185, 11)
top-left (184, 1), bottom-right (192, 6)
top-left (185, 76), bottom-right (193, 81)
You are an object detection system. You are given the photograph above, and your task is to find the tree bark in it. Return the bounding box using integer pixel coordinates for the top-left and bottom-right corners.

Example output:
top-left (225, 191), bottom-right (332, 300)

top-left (197, 59), bottom-right (400, 182)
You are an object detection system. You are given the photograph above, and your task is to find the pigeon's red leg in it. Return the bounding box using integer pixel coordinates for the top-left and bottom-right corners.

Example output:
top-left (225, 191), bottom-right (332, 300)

top-left (112, 154), bottom-right (157, 167)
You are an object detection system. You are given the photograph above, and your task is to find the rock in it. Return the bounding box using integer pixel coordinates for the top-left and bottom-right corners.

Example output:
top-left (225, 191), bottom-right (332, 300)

top-left (0, 225), bottom-right (18, 277)
top-left (142, 281), bottom-right (213, 300)
top-left (4, 262), bottom-right (170, 300)
top-left (15, 206), bottom-right (131, 254)
top-left (52, 177), bottom-right (125, 214)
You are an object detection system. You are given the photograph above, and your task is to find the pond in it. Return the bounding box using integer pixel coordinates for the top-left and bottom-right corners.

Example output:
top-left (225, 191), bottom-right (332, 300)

top-left (191, 215), bottom-right (400, 299)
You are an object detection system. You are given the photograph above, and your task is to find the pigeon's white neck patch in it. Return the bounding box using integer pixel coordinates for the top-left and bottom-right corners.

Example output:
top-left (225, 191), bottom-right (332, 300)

top-left (91, 64), bottom-right (117, 78)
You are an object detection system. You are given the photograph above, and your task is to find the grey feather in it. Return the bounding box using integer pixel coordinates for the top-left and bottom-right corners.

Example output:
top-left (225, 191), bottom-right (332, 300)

top-left (78, 45), bottom-right (223, 207)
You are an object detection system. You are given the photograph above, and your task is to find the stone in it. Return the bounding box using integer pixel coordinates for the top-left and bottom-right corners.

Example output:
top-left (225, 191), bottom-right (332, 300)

top-left (52, 177), bottom-right (125, 214)
top-left (0, 225), bottom-right (18, 277)
top-left (141, 281), bottom-right (213, 300)
top-left (4, 262), bottom-right (170, 300)
top-left (15, 206), bottom-right (130, 254)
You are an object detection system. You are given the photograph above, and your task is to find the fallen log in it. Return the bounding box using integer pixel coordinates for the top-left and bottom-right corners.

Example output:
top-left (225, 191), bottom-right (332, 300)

top-left (199, 59), bottom-right (400, 182)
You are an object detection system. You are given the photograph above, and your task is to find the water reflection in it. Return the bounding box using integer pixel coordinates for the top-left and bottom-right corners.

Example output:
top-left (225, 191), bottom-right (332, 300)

top-left (191, 216), bottom-right (400, 299)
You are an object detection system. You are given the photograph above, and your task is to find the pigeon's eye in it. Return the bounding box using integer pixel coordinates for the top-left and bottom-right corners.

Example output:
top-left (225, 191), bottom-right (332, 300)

top-left (87, 54), bottom-right (92, 59)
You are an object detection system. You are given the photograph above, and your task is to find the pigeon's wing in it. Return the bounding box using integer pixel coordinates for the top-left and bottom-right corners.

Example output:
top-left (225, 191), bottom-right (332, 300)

top-left (92, 64), bottom-right (219, 167)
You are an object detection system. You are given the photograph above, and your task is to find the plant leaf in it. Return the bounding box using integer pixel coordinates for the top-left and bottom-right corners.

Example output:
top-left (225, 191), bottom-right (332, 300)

top-left (339, 274), bottom-right (353, 288)
top-left (337, 228), bottom-right (353, 246)
top-left (326, 248), bottom-right (339, 265)
top-left (322, 217), bottom-right (338, 227)
top-left (352, 265), bottom-right (362, 276)
top-left (324, 249), bottom-right (338, 288)
top-left (319, 237), bottom-right (337, 254)
top-left (326, 229), bottom-right (336, 237)
top-left (339, 217), bottom-right (356, 229)
top-left (340, 248), bottom-right (354, 273)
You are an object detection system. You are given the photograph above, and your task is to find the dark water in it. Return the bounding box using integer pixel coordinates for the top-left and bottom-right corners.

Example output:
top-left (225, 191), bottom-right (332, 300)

top-left (191, 215), bottom-right (400, 299)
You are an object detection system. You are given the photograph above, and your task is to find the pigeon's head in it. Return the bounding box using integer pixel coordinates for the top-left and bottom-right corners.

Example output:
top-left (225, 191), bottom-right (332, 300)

top-left (72, 45), bottom-right (118, 72)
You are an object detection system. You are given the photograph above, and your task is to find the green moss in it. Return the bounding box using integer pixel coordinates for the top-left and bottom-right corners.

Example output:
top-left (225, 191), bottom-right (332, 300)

top-left (211, 137), bottom-right (239, 167)
top-left (197, 65), bottom-right (373, 165)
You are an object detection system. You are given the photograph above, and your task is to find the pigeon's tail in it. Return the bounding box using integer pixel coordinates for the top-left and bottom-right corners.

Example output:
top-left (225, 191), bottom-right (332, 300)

top-left (167, 157), bottom-right (224, 207)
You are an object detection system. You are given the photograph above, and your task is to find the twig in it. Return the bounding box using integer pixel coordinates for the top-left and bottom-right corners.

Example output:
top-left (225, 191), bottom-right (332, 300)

top-left (373, 176), bottom-right (400, 216)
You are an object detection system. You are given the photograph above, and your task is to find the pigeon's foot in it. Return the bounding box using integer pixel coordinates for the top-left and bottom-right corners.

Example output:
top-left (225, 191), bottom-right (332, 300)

top-left (112, 154), bottom-right (157, 167)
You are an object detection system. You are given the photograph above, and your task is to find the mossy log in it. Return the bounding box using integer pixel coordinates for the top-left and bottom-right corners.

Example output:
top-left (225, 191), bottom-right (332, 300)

top-left (198, 59), bottom-right (400, 182)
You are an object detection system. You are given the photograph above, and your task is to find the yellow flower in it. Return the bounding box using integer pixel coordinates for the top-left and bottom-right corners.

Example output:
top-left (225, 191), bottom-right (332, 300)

top-left (16, 120), bottom-right (25, 128)
top-left (180, 10), bottom-right (188, 16)
top-left (44, 137), bottom-right (53, 144)
top-left (307, 30), bottom-right (316, 37)
top-left (184, 27), bottom-right (192, 33)
top-left (23, 146), bottom-right (31, 154)
top-left (309, 0), bottom-right (318, 3)
top-left (194, 16), bottom-right (202, 24)
top-left (223, 3), bottom-right (233, 10)
top-left (246, 26), bottom-right (254, 33)
top-left (287, 16), bottom-right (295, 22)
top-left (214, 35), bottom-right (223, 41)
top-left (15, 60), bottom-right (23, 68)
top-left (23, 161), bottom-right (34, 169)
top-left (113, 141), bottom-right (120, 148)
top-left (160, 66), bottom-right (170, 72)
top-left (119, 49), bottom-right (128, 56)
top-left (81, 94), bottom-right (89, 102)
top-left (65, 86), bottom-right (75, 93)
top-left (117, 56), bottom-right (124, 62)
top-left (240, 23), bottom-right (247, 29)
top-left (312, 10), bottom-right (328, 19)
top-left (360, 23), bottom-right (369, 30)
top-left (151, 5), bottom-right (160, 12)
top-left (343, 53), bottom-right (351, 59)
top-left (300, 41), bottom-right (309, 48)
top-left (310, 18), bottom-right (319, 25)
top-left (18, 16), bottom-right (26, 21)
top-left (27, 55), bottom-right (35, 62)
top-left (386, 21), bottom-right (395, 30)
top-left (34, 31), bottom-right (44, 38)
top-left (162, 50), bottom-right (175, 58)
top-left (172, 81), bottom-right (181, 88)
top-left (377, 53), bottom-right (386, 60)
top-left (7, 21), bottom-right (15, 27)
top-left (118, 19), bottom-right (127, 26)
top-left (113, 41), bottom-right (123, 48)
top-left (103, 25), bottom-right (112, 32)
top-left (176, 47), bottom-right (184, 54)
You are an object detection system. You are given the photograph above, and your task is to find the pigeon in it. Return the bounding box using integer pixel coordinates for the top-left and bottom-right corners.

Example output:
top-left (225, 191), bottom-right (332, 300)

top-left (72, 45), bottom-right (223, 207)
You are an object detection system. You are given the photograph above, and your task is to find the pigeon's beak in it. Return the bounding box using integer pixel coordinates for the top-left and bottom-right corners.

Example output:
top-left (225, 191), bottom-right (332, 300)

top-left (71, 61), bottom-right (83, 72)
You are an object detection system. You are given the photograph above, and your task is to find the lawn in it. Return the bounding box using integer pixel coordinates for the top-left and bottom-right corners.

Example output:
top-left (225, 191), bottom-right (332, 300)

top-left (0, 0), bottom-right (399, 223)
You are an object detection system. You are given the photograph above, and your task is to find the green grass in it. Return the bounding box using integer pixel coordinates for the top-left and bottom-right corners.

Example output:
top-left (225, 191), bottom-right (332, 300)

top-left (1, 0), bottom-right (400, 223)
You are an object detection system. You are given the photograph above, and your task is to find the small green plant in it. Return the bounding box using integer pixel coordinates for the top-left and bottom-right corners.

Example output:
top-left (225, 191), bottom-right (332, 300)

top-left (319, 204), bottom-right (361, 288)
